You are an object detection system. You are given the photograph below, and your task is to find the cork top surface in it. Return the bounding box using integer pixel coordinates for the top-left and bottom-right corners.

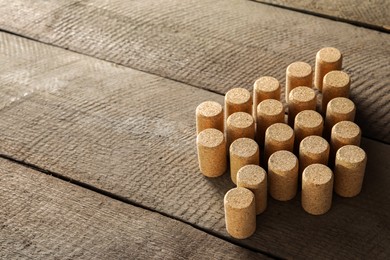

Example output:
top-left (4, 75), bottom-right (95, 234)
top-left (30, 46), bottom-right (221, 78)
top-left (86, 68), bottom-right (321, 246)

top-left (224, 187), bottom-right (254, 209)
top-left (300, 135), bottom-right (329, 155)
top-left (254, 76), bottom-right (280, 93)
top-left (227, 112), bottom-right (254, 129)
top-left (268, 150), bottom-right (297, 172)
top-left (266, 123), bottom-right (294, 142)
top-left (327, 97), bottom-right (355, 115)
top-left (196, 101), bottom-right (222, 117)
top-left (333, 121), bottom-right (360, 139)
top-left (257, 99), bottom-right (284, 116)
top-left (302, 164), bottom-right (333, 185)
top-left (323, 71), bottom-right (350, 88)
top-left (225, 87), bottom-right (251, 105)
top-left (197, 128), bottom-right (224, 148)
top-left (295, 110), bottom-right (323, 128)
top-left (317, 47), bottom-right (342, 64)
top-left (336, 145), bottom-right (366, 164)
top-left (286, 61), bottom-right (312, 78)
top-left (230, 138), bottom-right (258, 157)
top-left (289, 86), bottom-right (316, 103)
top-left (237, 165), bottom-right (266, 187)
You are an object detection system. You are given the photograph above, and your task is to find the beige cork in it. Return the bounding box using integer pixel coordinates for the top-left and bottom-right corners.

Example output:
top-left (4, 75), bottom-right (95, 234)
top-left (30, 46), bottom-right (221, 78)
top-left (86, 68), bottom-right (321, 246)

top-left (230, 138), bottom-right (259, 184)
top-left (224, 187), bottom-right (256, 239)
top-left (225, 88), bottom-right (252, 120)
top-left (334, 145), bottom-right (367, 197)
top-left (299, 136), bottom-right (330, 175)
top-left (285, 61), bottom-right (313, 102)
top-left (322, 70), bottom-right (350, 114)
top-left (264, 123), bottom-right (294, 164)
top-left (226, 112), bottom-right (255, 148)
top-left (196, 128), bottom-right (227, 177)
top-left (256, 99), bottom-right (285, 147)
top-left (287, 86), bottom-right (316, 126)
top-left (237, 165), bottom-right (267, 215)
top-left (268, 150), bottom-right (298, 201)
top-left (330, 121), bottom-right (361, 165)
top-left (253, 76), bottom-right (281, 120)
top-left (294, 110), bottom-right (324, 152)
top-left (196, 101), bottom-right (224, 134)
top-left (324, 97), bottom-right (356, 140)
top-left (301, 164), bottom-right (333, 215)
top-left (314, 47), bottom-right (343, 91)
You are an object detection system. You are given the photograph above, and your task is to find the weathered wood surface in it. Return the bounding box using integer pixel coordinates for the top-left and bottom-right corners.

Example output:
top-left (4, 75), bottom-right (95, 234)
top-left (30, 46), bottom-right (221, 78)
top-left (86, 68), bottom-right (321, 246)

top-left (0, 0), bottom-right (389, 143)
top-left (254, 0), bottom-right (390, 32)
top-left (0, 158), bottom-right (267, 259)
top-left (0, 32), bottom-right (389, 259)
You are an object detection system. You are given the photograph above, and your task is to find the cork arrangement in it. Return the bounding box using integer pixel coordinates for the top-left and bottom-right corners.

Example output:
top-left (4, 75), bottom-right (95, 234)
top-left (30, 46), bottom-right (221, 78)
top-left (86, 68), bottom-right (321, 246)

top-left (195, 47), bottom-right (367, 239)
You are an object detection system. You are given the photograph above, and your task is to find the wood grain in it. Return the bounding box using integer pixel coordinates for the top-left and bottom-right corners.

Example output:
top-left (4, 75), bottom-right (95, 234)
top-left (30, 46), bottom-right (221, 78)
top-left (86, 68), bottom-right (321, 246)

top-left (0, 0), bottom-right (389, 143)
top-left (0, 32), bottom-right (389, 258)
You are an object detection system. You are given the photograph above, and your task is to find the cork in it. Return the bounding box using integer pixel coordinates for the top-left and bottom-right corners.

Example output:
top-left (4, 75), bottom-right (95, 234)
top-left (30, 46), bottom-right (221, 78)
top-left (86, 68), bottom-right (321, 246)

top-left (322, 70), bottom-right (350, 114)
top-left (253, 76), bottom-right (281, 120)
top-left (285, 61), bottom-right (313, 102)
top-left (314, 47), bottom-right (343, 91)
top-left (299, 136), bottom-right (330, 175)
top-left (226, 112), bottom-right (255, 148)
top-left (268, 150), bottom-right (298, 201)
top-left (294, 110), bottom-right (323, 152)
top-left (196, 128), bottom-right (227, 177)
top-left (196, 101), bottom-right (224, 134)
top-left (224, 187), bottom-right (256, 239)
top-left (264, 123), bottom-right (294, 164)
top-left (301, 164), bottom-right (333, 215)
top-left (256, 99), bottom-right (285, 147)
top-left (334, 145), bottom-right (367, 197)
top-left (230, 138), bottom-right (259, 184)
top-left (287, 86), bottom-right (316, 126)
top-left (324, 97), bottom-right (356, 140)
top-left (237, 165), bottom-right (267, 215)
top-left (225, 88), bottom-right (252, 120)
top-left (330, 121), bottom-right (361, 165)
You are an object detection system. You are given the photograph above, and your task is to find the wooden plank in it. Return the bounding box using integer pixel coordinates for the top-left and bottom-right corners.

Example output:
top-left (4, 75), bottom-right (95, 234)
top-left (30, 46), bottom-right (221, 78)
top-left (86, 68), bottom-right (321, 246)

top-left (0, 0), bottom-right (389, 143)
top-left (0, 158), bottom-right (267, 259)
top-left (0, 32), bottom-right (389, 258)
top-left (254, 0), bottom-right (390, 32)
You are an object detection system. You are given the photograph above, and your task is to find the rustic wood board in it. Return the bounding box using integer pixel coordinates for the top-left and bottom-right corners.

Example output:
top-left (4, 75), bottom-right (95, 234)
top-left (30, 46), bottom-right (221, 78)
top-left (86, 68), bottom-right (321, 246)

top-left (0, 0), bottom-right (389, 143)
top-left (0, 32), bottom-right (389, 258)
top-left (253, 0), bottom-right (390, 32)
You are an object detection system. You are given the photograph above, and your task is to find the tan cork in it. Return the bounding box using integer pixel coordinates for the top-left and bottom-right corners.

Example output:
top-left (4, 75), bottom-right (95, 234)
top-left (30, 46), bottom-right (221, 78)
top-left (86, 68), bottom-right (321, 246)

top-left (294, 110), bottom-right (323, 152)
top-left (264, 123), bottom-right (294, 164)
top-left (230, 138), bottom-right (259, 184)
top-left (237, 165), bottom-right (267, 215)
top-left (301, 164), bottom-right (333, 215)
top-left (287, 86), bottom-right (316, 126)
top-left (322, 70), bottom-right (350, 114)
top-left (226, 112), bottom-right (255, 148)
top-left (330, 121), bottom-right (361, 165)
top-left (196, 101), bottom-right (224, 134)
top-left (299, 135), bottom-right (329, 174)
top-left (314, 47), bottom-right (343, 91)
top-left (224, 187), bottom-right (256, 239)
top-left (256, 99), bottom-right (285, 147)
top-left (253, 76), bottom-right (281, 120)
top-left (324, 97), bottom-right (356, 140)
top-left (285, 61), bottom-right (313, 102)
top-left (197, 128), bottom-right (227, 177)
top-left (225, 88), bottom-right (252, 120)
top-left (268, 150), bottom-right (298, 201)
top-left (334, 145), bottom-right (367, 197)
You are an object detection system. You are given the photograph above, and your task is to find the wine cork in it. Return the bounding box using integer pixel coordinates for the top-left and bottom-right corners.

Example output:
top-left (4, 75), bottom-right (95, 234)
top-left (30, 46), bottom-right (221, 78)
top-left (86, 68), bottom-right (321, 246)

top-left (324, 97), bottom-right (356, 140)
top-left (256, 99), bottom-right (285, 146)
top-left (253, 76), bottom-right (281, 120)
top-left (225, 88), bottom-right (252, 120)
top-left (196, 128), bottom-right (227, 177)
top-left (314, 47), bottom-right (343, 91)
top-left (230, 138), bottom-right (259, 184)
top-left (287, 86), bottom-right (316, 126)
top-left (294, 110), bottom-right (323, 152)
top-left (299, 136), bottom-right (330, 175)
top-left (322, 71), bottom-right (350, 114)
top-left (264, 123), bottom-right (294, 164)
top-left (334, 145), bottom-right (367, 197)
top-left (330, 121), bottom-right (361, 165)
top-left (285, 61), bottom-right (313, 102)
top-left (226, 112), bottom-right (255, 148)
top-left (302, 164), bottom-right (333, 215)
top-left (268, 150), bottom-right (298, 201)
top-left (196, 101), bottom-right (224, 134)
top-left (237, 165), bottom-right (267, 215)
top-left (224, 187), bottom-right (256, 239)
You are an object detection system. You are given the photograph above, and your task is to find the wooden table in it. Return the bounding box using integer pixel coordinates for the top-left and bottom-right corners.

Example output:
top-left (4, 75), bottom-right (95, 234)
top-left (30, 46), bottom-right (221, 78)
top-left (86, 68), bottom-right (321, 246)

top-left (0, 1), bottom-right (389, 259)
